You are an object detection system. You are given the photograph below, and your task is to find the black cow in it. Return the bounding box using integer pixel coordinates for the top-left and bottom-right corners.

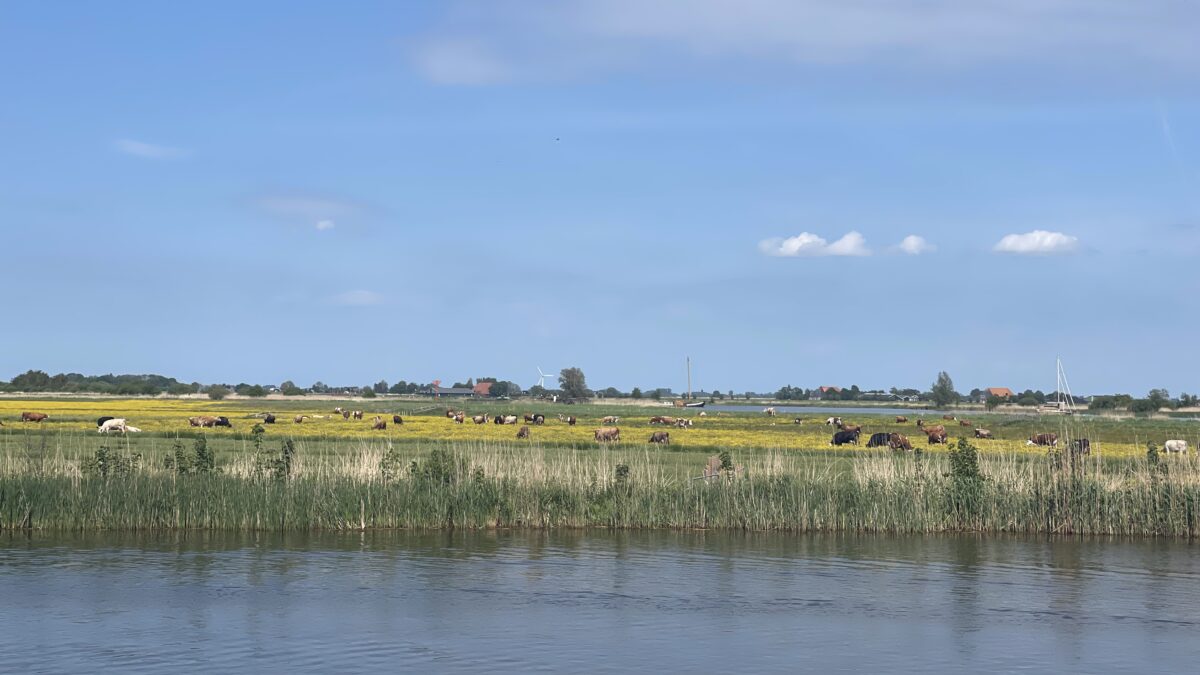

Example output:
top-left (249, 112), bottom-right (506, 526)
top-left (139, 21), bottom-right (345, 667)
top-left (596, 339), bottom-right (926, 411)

top-left (263, 413), bottom-right (276, 424)
top-left (1071, 438), bottom-right (1091, 455)
top-left (214, 416), bottom-right (233, 427)
top-left (866, 432), bottom-right (890, 448)
top-left (830, 430), bottom-right (861, 446)
top-left (393, 415), bottom-right (404, 425)
top-left (97, 416), bottom-right (115, 427)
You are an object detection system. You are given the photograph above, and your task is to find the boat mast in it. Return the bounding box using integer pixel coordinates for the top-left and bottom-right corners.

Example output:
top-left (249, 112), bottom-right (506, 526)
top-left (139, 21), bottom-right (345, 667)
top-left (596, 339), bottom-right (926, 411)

top-left (687, 356), bottom-right (692, 401)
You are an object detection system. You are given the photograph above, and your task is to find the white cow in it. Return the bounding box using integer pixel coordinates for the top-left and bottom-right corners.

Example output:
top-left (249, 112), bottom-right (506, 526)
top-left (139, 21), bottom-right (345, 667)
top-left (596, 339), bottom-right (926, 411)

top-left (1163, 440), bottom-right (1188, 455)
top-left (98, 418), bottom-right (127, 434)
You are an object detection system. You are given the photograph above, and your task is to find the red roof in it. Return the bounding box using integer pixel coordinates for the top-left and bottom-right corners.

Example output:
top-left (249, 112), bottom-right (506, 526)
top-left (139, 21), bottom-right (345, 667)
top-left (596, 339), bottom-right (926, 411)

top-left (819, 386), bottom-right (842, 393)
top-left (473, 382), bottom-right (493, 396)
top-left (985, 387), bottom-right (1014, 398)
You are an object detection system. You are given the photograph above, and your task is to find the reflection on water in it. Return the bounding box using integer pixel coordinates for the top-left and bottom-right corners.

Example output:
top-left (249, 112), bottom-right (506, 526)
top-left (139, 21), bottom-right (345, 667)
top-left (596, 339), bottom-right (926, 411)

top-left (1, 531), bottom-right (1197, 674)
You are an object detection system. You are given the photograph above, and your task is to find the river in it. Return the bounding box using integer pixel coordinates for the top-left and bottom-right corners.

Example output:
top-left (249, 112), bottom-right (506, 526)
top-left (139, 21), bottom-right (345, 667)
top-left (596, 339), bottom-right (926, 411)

top-left (1, 531), bottom-right (1196, 673)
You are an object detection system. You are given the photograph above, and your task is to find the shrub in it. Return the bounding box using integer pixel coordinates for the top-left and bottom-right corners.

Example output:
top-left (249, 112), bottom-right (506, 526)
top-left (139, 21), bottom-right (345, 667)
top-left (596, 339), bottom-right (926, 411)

top-left (82, 444), bottom-right (141, 478)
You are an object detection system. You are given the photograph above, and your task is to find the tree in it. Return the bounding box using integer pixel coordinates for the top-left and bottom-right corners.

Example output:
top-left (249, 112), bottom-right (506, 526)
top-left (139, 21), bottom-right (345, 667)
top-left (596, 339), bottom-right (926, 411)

top-left (373, 380), bottom-right (389, 395)
top-left (651, 389), bottom-right (662, 401)
top-left (984, 395), bottom-right (1003, 411)
top-left (1131, 398), bottom-right (1158, 414)
top-left (489, 381), bottom-right (511, 398)
top-left (1147, 389), bottom-right (1170, 410)
top-left (930, 371), bottom-right (958, 408)
top-left (361, 386), bottom-right (376, 399)
top-left (601, 386), bottom-right (622, 398)
top-left (631, 387), bottom-right (643, 399)
top-left (237, 384), bottom-right (267, 397)
top-left (205, 384), bottom-right (230, 401)
top-left (280, 381), bottom-right (305, 396)
top-left (528, 384), bottom-right (547, 397)
top-left (558, 367), bottom-right (589, 399)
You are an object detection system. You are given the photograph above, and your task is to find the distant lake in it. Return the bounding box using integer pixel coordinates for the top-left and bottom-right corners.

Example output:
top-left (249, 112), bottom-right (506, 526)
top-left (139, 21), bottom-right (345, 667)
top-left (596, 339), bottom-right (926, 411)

top-left (2, 531), bottom-right (1196, 673)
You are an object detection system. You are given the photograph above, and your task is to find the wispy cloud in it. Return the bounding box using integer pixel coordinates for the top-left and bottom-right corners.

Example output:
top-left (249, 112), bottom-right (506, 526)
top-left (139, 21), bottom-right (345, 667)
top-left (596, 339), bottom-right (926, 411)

top-left (411, 1), bottom-right (1200, 86)
top-left (113, 138), bottom-right (188, 159)
top-left (759, 231), bottom-right (870, 257)
top-left (994, 230), bottom-right (1079, 255)
top-left (256, 194), bottom-right (360, 231)
top-left (330, 290), bottom-right (385, 306)
top-left (896, 235), bottom-right (935, 255)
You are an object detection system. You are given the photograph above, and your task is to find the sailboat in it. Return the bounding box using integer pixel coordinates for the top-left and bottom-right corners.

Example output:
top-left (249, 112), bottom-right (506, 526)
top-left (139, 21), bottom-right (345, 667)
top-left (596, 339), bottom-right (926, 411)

top-left (1039, 358), bottom-right (1077, 415)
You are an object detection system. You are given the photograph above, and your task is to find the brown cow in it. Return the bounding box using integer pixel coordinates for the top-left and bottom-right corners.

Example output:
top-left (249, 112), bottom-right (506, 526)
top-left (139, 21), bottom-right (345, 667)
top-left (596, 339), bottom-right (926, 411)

top-left (445, 409), bottom-right (457, 418)
top-left (21, 412), bottom-right (48, 423)
top-left (959, 419), bottom-right (972, 427)
top-left (594, 427), bottom-right (621, 442)
top-left (342, 410), bottom-right (351, 420)
top-left (392, 415), bottom-right (404, 425)
top-left (943, 414), bottom-right (956, 421)
top-left (895, 416), bottom-right (908, 423)
top-left (916, 419), bottom-right (925, 428)
top-left (649, 431), bottom-right (670, 444)
top-left (189, 415), bottom-right (219, 428)
top-left (294, 415), bottom-right (306, 424)
top-left (1027, 433), bottom-right (1058, 447)
top-left (926, 430), bottom-right (948, 444)
top-left (974, 428), bottom-right (993, 439)
top-left (602, 415), bottom-right (620, 425)
top-left (838, 423), bottom-right (862, 433)
top-left (453, 412), bottom-right (465, 424)
top-left (472, 414), bottom-right (488, 424)
top-left (516, 425), bottom-right (530, 439)
top-left (372, 416), bottom-right (387, 430)
top-left (888, 433), bottom-right (913, 451)
top-left (558, 414), bottom-right (577, 426)
top-left (352, 410), bottom-right (363, 420)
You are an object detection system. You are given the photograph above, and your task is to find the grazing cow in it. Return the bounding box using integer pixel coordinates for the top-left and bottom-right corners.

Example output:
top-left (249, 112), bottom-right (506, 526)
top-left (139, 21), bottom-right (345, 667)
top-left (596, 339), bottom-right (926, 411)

top-left (392, 415), bottom-right (404, 425)
top-left (650, 416), bottom-right (675, 425)
top-left (974, 429), bottom-right (993, 439)
top-left (446, 409), bottom-right (457, 418)
top-left (825, 417), bottom-right (842, 426)
top-left (1026, 433), bottom-right (1058, 447)
top-left (97, 416), bottom-right (115, 427)
top-left (602, 416), bottom-right (620, 425)
top-left (793, 417), bottom-right (804, 424)
top-left (649, 431), bottom-right (670, 444)
top-left (472, 414), bottom-right (488, 424)
top-left (190, 415), bottom-right (218, 428)
top-left (866, 432), bottom-right (890, 448)
top-left (925, 430), bottom-right (948, 444)
top-left (1163, 440), bottom-right (1188, 455)
top-left (888, 433), bottom-right (913, 451)
top-left (353, 410), bottom-right (363, 420)
top-left (921, 424), bottom-right (945, 436)
top-left (494, 414), bottom-right (505, 425)
top-left (342, 410), bottom-right (351, 420)
top-left (533, 414), bottom-right (545, 425)
top-left (676, 418), bottom-right (693, 428)
top-left (558, 414), bottom-right (577, 426)
top-left (1070, 438), bottom-right (1091, 455)
top-left (452, 413), bottom-right (465, 424)
top-left (334, 407), bottom-right (345, 415)
top-left (98, 418), bottom-right (128, 434)
top-left (594, 427), bottom-right (621, 442)
top-left (943, 415), bottom-right (956, 421)
top-left (916, 419), bottom-right (925, 428)
top-left (263, 413), bottom-right (276, 424)
top-left (294, 415), bottom-right (306, 424)
top-left (20, 412), bottom-right (48, 423)
top-left (215, 416), bottom-right (232, 428)
top-left (372, 416), bottom-right (387, 430)
top-left (838, 423), bottom-right (862, 434)
top-left (524, 414), bottom-right (536, 424)
top-left (764, 407), bottom-right (777, 417)
top-left (895, 416), bottom-right (908, 423)
top-left (830, 430), bottom-right (861, 446)
top-left (503, 415), bottom-right (518, 425)
top-left (516, 425), bottom-right (530, 439)
top-left (959, 419), bottom-right (973, 427)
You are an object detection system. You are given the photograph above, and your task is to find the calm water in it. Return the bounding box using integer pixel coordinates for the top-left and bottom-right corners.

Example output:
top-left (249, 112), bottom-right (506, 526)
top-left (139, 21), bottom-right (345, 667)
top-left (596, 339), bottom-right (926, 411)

top-left (1, 531), bottom-right (1197, 674)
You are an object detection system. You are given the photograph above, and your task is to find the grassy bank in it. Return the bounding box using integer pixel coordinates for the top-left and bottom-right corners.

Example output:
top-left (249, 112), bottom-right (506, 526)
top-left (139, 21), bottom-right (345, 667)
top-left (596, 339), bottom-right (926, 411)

top-left (2, 434), bottom-right (1198, 536)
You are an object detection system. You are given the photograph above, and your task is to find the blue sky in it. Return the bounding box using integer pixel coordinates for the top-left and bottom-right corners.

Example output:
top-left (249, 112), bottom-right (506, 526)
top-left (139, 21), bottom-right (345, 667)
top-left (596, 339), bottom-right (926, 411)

top-left (2, 1), bottom-right (1198, 396)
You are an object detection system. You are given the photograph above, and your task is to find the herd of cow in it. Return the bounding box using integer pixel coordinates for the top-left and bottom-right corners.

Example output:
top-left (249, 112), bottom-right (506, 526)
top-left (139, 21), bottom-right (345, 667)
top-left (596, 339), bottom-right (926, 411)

top-left (3, 409), bottom-right (1193, 456)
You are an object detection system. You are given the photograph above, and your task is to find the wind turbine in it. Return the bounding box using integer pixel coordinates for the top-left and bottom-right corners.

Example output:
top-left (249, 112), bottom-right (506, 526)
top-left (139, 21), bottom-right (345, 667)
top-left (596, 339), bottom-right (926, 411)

top-left (536, 367), bottom-right (555, 388)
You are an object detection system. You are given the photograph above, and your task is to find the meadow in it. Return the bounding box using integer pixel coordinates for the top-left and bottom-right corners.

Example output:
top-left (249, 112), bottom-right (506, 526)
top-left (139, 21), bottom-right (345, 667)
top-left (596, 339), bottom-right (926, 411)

top-left (2, 398), bottom-right (1198, 535)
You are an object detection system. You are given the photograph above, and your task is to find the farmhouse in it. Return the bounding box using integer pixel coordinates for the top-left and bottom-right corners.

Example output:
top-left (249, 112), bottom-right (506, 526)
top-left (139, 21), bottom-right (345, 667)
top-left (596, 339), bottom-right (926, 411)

top-left (979, 387), bottom-right (1014, 403)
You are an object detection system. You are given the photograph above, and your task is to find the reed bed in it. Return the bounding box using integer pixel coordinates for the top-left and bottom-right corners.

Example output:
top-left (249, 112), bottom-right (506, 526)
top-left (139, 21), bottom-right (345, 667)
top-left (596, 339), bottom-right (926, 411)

top-left (1, 435), bottom-right (1197, 536)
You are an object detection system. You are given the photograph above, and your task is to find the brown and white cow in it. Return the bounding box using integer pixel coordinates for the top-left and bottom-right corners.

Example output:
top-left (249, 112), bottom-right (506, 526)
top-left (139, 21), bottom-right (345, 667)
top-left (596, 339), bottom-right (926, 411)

top-left (294, 415), bottom-right (307, 424)
top-left (558, 414), bottom-right (577, 426)
top-left (594, 427), bottom-right (621, 442)
top-left (895, 416), bottom-right (908, 423)
top-left (20, 412), bottom-right (48, 423)
top-left (649, 431), bottom-right (670, 444)
top-left (472, 414), bottom-right (488, 424)
top-left (974, 429), bottom-right (993, 439)
top-left (1027, 433), bottom-right (1058, 447)
top-left (516, 425), bottom-right (530, 439)
top-left (372, 416), bottom-right (387, 430)
top-left (888, 433), bottom-right (913, 451)
top-left (602, 416), bottom-right (620, 425)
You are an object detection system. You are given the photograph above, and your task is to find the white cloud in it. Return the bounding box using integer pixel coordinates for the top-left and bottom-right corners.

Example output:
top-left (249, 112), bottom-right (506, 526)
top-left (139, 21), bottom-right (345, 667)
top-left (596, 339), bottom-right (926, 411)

top-left (113, 138), bottom-right (187, 159)
top-left (993, 230), bottom-right (1079, 255)
top-left (256, 194), bottom-right (362, 231)
top-left (897, 235), bottom-right (935, 255)
top-left (316, 219), bottom-right (336, 231)
top-left (330, 290), bottom-right (385, 306)
top-left (411, 1), bottom-right (1200, 85)
top-left (759, 231), bottom-right (870, 257)
top-left (412, 38), bottom-right (514, 85)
